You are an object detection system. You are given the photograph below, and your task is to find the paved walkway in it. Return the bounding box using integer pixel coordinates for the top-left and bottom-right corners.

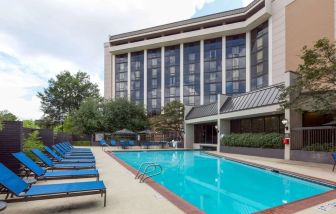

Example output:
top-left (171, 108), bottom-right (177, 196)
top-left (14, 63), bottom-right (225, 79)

top-left (2, 147), bottom-right (182, 214)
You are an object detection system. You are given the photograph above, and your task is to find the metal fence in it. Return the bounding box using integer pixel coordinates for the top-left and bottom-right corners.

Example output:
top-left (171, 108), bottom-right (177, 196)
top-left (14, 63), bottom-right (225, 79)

top-left (291, 126), bottom-right (336, 151)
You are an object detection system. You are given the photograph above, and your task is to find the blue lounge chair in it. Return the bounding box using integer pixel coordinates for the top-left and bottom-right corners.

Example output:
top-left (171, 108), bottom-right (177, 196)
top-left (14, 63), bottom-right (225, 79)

top-left (52, 145), bottom-right (95, 159)
top-left (110, 139), bottom-right (118, 146)
top-left (0, 163), bottom-right (106, 206)
top-left (13, 152), bottom-right (99, 180)
top-left (98, 140), bottom-right (108, 151)
top-left (55, 144), bottom-right (93, 156)
top-left (31, 149), bottom-right (96, 169)
top-left (63, 142), bottom-right (91, 152)
top-left (60, 143), bottom-right (92, 153)
top-left (44, 146), bottom-right (95, 163)
top-left (128, 140), bottom-right (135, 147)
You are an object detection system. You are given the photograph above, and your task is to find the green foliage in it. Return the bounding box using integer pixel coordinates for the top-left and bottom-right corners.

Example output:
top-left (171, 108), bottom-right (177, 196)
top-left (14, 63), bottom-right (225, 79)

top-left (72, 141), bottom-right (91, 146)
top-left (23, 131), bottom-right (44, 160)
top-left (71, 98), bottom-right (103, 135)
top-left (101, 98), bottom-right (148, 133)
top-left (23, 120), bottom-right (40, 129)
top-left (221, 133), bottom-right (284, 149)
top-left (53, 116), bottom-right (74, 134)
top-left (37, 71), bottom-right (100, 125)
top-left (280, 38), bottom-right (336, 113)
top-left (303, 143), bottom-right (335, 152)
top-left (0, 110), bottom-right (18, 130)
top-left (150, 101), bottom-right (184, 140)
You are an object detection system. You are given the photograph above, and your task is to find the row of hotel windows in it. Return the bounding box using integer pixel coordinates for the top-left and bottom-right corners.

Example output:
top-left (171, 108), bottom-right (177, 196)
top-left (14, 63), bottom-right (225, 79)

top-left (115, 21), bottom-right (269, 114)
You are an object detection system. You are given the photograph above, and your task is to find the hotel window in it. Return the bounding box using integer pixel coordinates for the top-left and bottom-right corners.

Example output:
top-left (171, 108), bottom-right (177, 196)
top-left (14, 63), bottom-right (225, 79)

top-left (210, 73), bottom-right (216, 81)
top-left (115, 54), bottom-right (128, 99)
top-left (251, 21), bottom-right (269, 90)
top-left (184, 41), bottom-right (200, 106)
top-left (130, 51), bottom-right (144, 104)
top-left (152, 69), bottom-right (158, 78)
top-left (204, 38), bottom-right (222, 104)
top-left (165, 45), bottom-right (180, 105)
top-left (147, 48), bottom-right (161, 115)
top-left (189, 53), bottom-right (196, 61)
top-left (226, 34), bottom-right (246, 95)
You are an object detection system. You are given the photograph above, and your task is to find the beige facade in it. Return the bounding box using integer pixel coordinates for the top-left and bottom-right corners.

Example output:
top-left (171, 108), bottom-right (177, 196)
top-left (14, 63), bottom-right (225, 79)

top-left (104, 0), bottom-right (336, 151)
top-left (285, 0), bottom-right (335, 72)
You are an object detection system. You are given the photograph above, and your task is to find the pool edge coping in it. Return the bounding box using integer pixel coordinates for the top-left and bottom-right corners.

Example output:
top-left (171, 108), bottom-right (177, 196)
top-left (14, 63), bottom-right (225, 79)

top-left (106, 151), bottom-right (205, 214)
top-left (205, 151), bottom-right (336, 214)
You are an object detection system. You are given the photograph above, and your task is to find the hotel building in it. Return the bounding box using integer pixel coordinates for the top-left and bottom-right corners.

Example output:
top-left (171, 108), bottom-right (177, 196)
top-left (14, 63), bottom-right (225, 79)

top-left (104, 0), bottom-right (336, 153)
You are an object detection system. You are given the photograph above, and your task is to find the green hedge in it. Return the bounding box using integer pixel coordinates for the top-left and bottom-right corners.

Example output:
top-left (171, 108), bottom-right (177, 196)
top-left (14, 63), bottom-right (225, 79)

top-left (221, 133), bottom-right (284, 149)
top-left (303, 143), bottom-right (334, 152)
top-left (72, 141), bottom-right (91, 146)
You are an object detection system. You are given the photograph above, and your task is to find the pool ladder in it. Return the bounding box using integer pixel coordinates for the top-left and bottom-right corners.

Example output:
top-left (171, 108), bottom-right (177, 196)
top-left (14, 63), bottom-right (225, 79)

top-left (135, 162), bottom-right (162, 183)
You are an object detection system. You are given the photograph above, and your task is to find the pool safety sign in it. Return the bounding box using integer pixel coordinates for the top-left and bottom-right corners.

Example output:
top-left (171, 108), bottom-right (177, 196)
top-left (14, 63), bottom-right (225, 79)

top-left (317, 201), bottom-right (336, 212)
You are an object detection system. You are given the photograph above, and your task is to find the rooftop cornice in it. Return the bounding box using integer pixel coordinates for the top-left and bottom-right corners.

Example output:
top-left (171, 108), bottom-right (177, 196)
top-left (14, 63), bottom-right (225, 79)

top-left (109, 0), bottom-right (264, 42)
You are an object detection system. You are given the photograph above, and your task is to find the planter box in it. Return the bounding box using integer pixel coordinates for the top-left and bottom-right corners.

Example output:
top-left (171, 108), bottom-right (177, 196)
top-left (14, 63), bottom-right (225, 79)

top-left (290, 150), bottom-right (333, 164)
top-left (220, 146), bottom-right (284, 159)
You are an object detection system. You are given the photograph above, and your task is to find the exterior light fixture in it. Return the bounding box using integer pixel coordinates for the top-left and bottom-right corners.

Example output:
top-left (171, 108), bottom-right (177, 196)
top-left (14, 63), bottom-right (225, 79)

top-left (281, 118), bottom-right (289, 131)
top-left (214, 125), bottom-right (219, 133)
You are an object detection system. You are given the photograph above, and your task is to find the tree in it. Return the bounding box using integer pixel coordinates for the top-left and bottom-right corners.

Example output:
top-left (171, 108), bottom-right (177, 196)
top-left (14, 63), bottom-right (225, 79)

top-left (101, 98), bottom-right (148, 132)
top-left (280, 38), bottom-right (336, 114)
top-left (0, 110), bottom-right (18, 130)
top-left (151, 101), bottom-right (184, 140)
top-left (37, 71), bottom-right (100, 125)
top-left (71, 98), bottom-right (103, 136)
top-left (23, 120), bottom-right (40, 129)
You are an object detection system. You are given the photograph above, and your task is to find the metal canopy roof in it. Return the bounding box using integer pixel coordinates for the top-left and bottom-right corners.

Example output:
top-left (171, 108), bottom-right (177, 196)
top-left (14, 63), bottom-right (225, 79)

top-left (185, 83), bottom-right (284, 120)
top-left (185, 103), bottom-right (217, 120)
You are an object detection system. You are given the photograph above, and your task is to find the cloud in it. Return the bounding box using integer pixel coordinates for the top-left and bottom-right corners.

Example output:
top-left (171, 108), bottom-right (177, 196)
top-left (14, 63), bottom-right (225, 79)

top-left (0, 0), bottom-right (241, 119)
top-left (242, 0), bottom-right (254, 7)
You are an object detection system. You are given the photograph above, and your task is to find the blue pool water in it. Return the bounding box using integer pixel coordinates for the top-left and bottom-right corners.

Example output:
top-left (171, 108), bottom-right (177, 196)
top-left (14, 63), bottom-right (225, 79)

top-left (114, 150), bottom-right (333, 214)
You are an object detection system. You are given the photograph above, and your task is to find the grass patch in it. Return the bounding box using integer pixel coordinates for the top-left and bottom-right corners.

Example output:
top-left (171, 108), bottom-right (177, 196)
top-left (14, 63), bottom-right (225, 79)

top-left (72, 140), bottom-right (91, 146)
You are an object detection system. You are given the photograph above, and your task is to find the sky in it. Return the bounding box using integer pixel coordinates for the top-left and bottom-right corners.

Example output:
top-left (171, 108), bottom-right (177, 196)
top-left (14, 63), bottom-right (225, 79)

top-left (0, 0), bottom-right (253, 120)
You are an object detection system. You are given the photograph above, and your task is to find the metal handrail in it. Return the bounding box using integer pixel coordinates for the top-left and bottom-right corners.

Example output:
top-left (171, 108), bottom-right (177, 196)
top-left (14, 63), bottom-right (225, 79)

top-left (135, 162), bottom-right (162, 183)
top-left (140, 164), bottom-right (162, 183)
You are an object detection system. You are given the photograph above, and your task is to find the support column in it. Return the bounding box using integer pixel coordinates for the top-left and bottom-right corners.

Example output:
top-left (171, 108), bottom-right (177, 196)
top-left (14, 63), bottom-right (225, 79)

top-left (184, 123), bottom-right (194, 149)
top-left (217, 119), bottom-right (230, 152)
top-left (144, 50), bottom-right (147, 110)
top-left (127, 52), bottom-right (131, 101)
top-left (180, 43), bottom-right (184, 103)
top-left (268, 16), bottom-right (273, 86)
top-left (222, 36), bottom-right (226, 94)
top-left (111, 54), bottom-right (116, 99)
top-left (200, 40), bottom-right (204, 105)
top-left (161, 46), bottom-right (165, 108)
top-left (246, 31), bottom-right (251, 92)
top-left (104, 43), bottom-right (112, 99)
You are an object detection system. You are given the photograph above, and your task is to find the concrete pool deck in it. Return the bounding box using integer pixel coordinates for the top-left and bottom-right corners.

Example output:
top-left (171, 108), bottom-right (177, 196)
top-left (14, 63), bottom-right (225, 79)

top-left (1, 147), bottom-right (183, 214)
top-left (2, 147), bottom-right (336, 213)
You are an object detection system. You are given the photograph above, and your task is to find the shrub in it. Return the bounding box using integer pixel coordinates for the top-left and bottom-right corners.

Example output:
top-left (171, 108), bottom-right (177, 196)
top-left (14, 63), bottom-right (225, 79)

top-left (303, 143), bottom-right (334, 152)
top-left (221, 133), bottom-right (284, 149)
top-left (23, 131), bottom-right (44, 160)
top-left (72, 140), bottom-right (91, 146)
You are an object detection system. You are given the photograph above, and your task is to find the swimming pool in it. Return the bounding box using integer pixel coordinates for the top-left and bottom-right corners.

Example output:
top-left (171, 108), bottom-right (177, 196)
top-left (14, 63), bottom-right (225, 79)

top-left (113, 150), bottom-right (333, 214)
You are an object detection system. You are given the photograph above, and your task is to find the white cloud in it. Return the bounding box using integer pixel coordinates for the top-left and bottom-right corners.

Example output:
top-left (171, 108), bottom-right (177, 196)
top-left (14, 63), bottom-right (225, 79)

top-left (0, 0), bottom-right (223, 119)
top-left (242, 0), bottom-right (254, 7)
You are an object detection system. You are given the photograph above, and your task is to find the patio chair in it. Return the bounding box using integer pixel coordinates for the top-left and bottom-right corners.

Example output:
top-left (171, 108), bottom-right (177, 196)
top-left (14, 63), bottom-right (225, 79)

top-left (52, 145), bottom-right (95, 159)
top-left (128, 140), bottom-right (135, 147)
top-left (120, 141), bottom-right (128, 149)
top-left (98, 140), bottom-right (108, 150)
top-left (44, 146), bottom-right (95, 163)
top-left (110, 139), bottom-right (118, 147)
top-left (55, 144), bottom-right (93, 156)
top-left (13, 152), bottom-right (99, 180)
top-left (60, 143), bottom-right (92, 153)
top-left (0, 163), bottom-right (106, 206)
top-left (31, 149), bottom-right (96, 170)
